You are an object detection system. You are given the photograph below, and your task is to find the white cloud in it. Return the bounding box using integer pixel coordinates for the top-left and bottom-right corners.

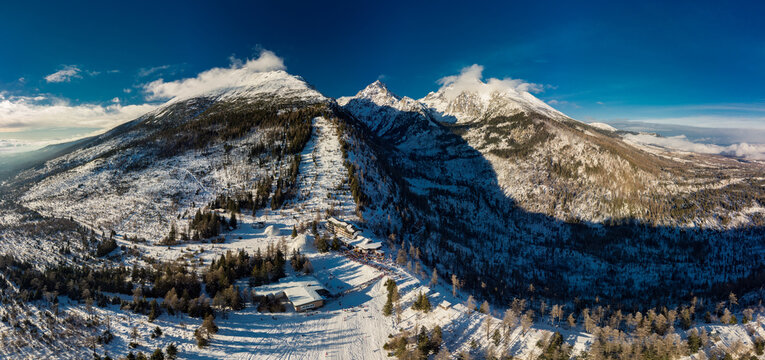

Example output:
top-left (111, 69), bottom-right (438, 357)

top-left (548, 99), bottom-right (579, 108)
top-left (1, 50), bottom-right (287, 153)
top-left (625, 133), bottom-right (765, 160)
top-left (138, 65), bottom-right (171, 78)
top-left (44, 65), bottom-right (82, 83)
top-left (636, 116), bottom-right (765, 130)
top-left (436, 64), bottom-right (546, 100)
top-left (0, 138), bottom-right (51, 153)
top-left (0, 93), bottom-right (156, 134)
top-left (143, 50), bottom-right (286, 102)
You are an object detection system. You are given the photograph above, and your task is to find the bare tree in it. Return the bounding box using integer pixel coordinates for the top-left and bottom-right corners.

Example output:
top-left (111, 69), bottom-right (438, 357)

top-left (503, 309), bottom-right (519, 341)
top-left (521, 310), bottom-right (534, 334)
top-left (451, 274), bottom-right (460, 297)
top-left (721, 308), bottom-right (732, 324)
top-left (550, 304), bottom-right (563, 327)
top-left (743, 308), bottom-right (755, 323)
top-left (567, 313), bottom-right (576, 328)
top-left (466, 295), bottom-right (476, 312)
top-left (434, 347), bottom-right (451, 360)
top-left (130, 326), bottom-right (140, 345)
top-left (480, 301), bottom-right (490, 314)
top-left (396, 249), bottom-right (407, 265)
top-left (485, 315), bottom-right (494, 340)
top-left (430, 268), bottom-right (438, 287)
top-left (539, 301), bottom-right (547, 320)
top-left (729, 292), bottom-right (738, 310)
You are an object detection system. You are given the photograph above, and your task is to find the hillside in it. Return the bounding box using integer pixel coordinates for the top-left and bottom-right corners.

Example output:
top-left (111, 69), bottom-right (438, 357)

top-left (0, 68), bottom-right (763, 359)
top-left (338, 80), bottom-right (765, 307)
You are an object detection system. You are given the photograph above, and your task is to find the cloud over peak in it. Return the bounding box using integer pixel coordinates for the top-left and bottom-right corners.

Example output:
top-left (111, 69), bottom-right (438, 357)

top-left (143, 50), bottom-right (286, 101)
top-left (436, 64), bottom-right (546, 100)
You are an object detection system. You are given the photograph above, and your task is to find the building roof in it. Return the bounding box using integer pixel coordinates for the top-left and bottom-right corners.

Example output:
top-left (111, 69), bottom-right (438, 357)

top-left (345, 235), bottom-right (382, 250)
top-left (286, 286), bottom-right (323, 307)
top-left (327, 217), bottom-right (358, 234)
top-left (327, 217), bottom-right (348, 228)
top-left (253, 276), bottom-right (325, 307)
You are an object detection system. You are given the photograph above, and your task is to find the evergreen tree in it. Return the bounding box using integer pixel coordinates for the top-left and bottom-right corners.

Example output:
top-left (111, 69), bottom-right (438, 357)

top-left (229, 213), bottom-right (237, 229)
top-left (148, 299), bottom-right (161, 322)
top-left (165, 344), bottom-right (178, 360)
top-left (150, 348), bottom-right (164, 360)
top-left (315, 235), bottom-right (329, 253)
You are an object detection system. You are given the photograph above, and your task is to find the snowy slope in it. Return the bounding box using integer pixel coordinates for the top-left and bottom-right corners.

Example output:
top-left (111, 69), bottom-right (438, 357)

top-left (420, 81), bottom-right (568, 123)
top-left (17, 70), bottom-right (327, 244)
top-left (338, 81), bottom-right (444, 153)
top-left (0, 68), bottom-right (764, 360)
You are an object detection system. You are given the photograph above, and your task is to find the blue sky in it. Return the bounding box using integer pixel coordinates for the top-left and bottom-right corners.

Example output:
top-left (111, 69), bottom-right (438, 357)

top-left (1, 0), bottom-right (764, 152)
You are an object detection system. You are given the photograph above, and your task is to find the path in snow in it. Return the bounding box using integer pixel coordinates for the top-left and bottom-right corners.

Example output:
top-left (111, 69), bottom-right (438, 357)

top-left (292, 116), bottom-right (357, 222)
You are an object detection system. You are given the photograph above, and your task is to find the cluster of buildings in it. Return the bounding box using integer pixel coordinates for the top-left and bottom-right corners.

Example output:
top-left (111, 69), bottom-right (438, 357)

top-left (326, 217), bottom-right (383, 255)
top-left (249, 219), bottom-right (385, 313)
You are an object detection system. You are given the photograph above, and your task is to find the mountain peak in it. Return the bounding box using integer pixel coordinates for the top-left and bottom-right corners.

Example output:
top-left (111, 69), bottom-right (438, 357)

top-left (357, 80), bottom-right (400, 102)
top-left (369, 79), bottom-right (387, 89)
top-left (420, 82), bottom-right (568, 123)
top-left (159, 69), bottom-right (326, 105)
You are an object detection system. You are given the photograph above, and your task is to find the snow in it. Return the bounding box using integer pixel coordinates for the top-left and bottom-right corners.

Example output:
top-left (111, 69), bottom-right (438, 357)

top-left (253, 276), bottom-right (325, 308)
top-left (419, 82), bottom-right (569, 124)
top-left (263, 225), bottom-right (280, 237)
top-left (3, 71), bottom-right (765, 360)
top-left (589, 122), bottom-right (617, 132)
top-left (4, 110), bottom-right (583, 359)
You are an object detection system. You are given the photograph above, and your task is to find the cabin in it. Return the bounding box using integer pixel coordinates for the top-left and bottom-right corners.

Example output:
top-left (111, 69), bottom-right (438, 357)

top-left (287, 286), bottom-right (324, 312)
top-left (253, 276), bottom-right (327, 312)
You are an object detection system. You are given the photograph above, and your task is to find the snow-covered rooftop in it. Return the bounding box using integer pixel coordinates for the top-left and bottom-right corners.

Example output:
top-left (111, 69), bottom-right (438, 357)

top-left (254, 276), bottom-right (325, 307)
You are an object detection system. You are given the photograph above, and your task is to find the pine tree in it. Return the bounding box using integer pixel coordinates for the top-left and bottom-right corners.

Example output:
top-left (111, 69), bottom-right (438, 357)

top-left (229, 213), bottom-right (237, 229)
top-left (148, 299), bottom-right (161, 322)
top-left (166, 223), bottom-right (177, 245)
top-left (165, 344), bottom-right (178, 360)
top-left (202, 314), bottom-right (218, 334)
top-left (315, 235), bottom-right (329, 253)
top-left (150, 326), bottom-right (162, 339)
top-left (150, 348), bottom-right (165, 360)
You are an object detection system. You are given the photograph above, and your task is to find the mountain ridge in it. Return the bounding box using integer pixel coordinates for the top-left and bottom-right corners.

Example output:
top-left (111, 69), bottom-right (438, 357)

top-left (0, 70), bottom-right (763, 308)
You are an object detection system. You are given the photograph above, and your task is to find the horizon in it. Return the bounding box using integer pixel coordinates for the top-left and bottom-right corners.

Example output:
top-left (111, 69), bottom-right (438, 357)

top-left (1, 0), bottom-right (764, 154)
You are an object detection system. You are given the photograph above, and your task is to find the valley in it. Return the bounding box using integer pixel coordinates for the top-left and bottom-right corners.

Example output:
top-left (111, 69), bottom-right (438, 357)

top-left (0, 69), bottom-right (762, 360)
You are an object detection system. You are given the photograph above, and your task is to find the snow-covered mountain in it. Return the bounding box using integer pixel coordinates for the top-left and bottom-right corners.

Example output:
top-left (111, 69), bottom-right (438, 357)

top-left (338, 79), bottom-right (765, 308)
top-left (10, 70), bottom-right (328, 245)
top-left (420, 80), bottom-right (567, 123)
top-left (1, 70), bottom-right (764, 310)
top-left (337, 81), bottom-right (443, 152)
top-left (341, 80), bottom-right (765, 227)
